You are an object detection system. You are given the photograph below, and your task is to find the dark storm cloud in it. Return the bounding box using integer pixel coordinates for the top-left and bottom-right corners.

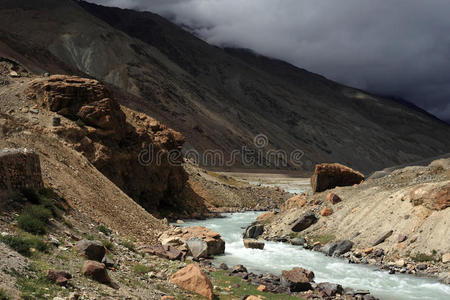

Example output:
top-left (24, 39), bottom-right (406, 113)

top-left (87, 0), bottom-right (450, 122)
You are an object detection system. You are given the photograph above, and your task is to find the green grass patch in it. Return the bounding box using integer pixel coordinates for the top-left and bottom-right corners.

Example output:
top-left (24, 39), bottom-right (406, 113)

top-left (133, 264), bottom-right (152, 275)
top-left (102, 240), bottom-right (114, 252)
top-left (0, 234), bottom-right (48, 257)
top-left (307, 234), bottom-right (335, 245)
top-left (210, 270), bottom-right (301, 300)
top-left (411, 250), bottom-right (440, 262)
top-left (12, 263), bottom-right (66, 300)
top-left (0, 288), bottom-right (11, 300)
top-left (98, 225), bottom-right (112, 235)
top-left (121, 239), bottom-right (135, 252)
top-left (17, 205), bottom-right (52, 235)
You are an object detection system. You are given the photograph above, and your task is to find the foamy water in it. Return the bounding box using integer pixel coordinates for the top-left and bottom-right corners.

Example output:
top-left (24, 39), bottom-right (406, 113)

top-left (177, 212), bottom-right (450, 300)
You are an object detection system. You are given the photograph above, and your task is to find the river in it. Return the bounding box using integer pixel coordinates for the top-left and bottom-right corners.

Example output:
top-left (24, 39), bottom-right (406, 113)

top-left (176, 211), bottom-right (450, 300)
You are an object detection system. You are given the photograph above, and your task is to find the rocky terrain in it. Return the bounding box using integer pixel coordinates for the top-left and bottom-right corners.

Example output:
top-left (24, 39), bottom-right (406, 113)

top-left (258, 159), bottom-right (450, 283)
top-left (0, 0), bottom-right (449, 173)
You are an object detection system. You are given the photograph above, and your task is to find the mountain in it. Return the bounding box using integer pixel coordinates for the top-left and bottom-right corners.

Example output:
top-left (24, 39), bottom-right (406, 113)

top-left (1, 0), bottom-right (449, 173)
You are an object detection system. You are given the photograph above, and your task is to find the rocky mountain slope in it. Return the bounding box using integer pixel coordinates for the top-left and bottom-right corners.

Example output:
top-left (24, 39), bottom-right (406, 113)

top-left (0, 0), bottom-right (449, 173)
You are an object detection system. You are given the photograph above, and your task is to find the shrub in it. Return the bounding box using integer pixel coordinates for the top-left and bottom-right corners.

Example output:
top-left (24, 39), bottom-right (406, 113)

top-left (0, 235), bottom-right (48, 257)
top-left (17, 205), bottom-right (52, 235)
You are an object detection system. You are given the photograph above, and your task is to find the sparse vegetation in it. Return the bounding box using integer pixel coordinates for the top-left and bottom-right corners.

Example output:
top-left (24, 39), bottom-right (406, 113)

top-left (102, 240), bottom-right (114, 251)
top-left (0, 288), bottom-right (11, 300)
top-left (307, 234), bottom-right (336, 245)
top-left (17, 205), bottom-right (52, 235)
top-left (75, 118), bottom-right (85, 127)
top-left (0, 234), bottom-right (48, 257)
top-left (411, 250), bottom-right (441, 262)
top-left (133, 264), bottom-right (152, 275)
top-left (98, 225), bottom-right (112, 235)
top-left (121, 239), bottom-right (136, 252)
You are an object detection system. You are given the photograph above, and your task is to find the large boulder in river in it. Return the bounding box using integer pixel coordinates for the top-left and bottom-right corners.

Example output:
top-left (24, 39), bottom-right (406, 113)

top-left (311, 163), bottom-right (364, 193)
top-left (290, 211), bottom-right (317, 232)
top-left (243, 239), bottom-right (265, 250)
top-left (159, 226), bottom-right (225, 256)
top-left (281, 267), bottom-right (314, 292)
top-left (243, 223), bottom-right (264, 239)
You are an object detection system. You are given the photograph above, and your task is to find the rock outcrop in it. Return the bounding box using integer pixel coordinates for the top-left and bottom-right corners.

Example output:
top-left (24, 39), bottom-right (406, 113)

top-left (170, 264), bottom-right (214, 300)
top-left (311, 163), bottom-right (364, 193)
top-left (27, 75), bottom-right (187, 212)
top-left (0, 148), bottom-right (43, 199)
top-left (409, 182), bottom-right (450, 210)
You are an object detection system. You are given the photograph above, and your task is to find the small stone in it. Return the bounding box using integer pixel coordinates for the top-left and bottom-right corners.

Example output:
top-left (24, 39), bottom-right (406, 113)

top-left (30, 108), bottom-right (39, 114)
top-left (9, 71), bottom-right (19, 77)
top-left (176, 219), bottom-right (184, 224)
top-left (395, 259), bottom-right (405, 267)
top-left (372, 230), bottom-right (393, 246)
top-left (363, 247), bottom-right (373, 255)
top-left (397, 234), bottom-right (407, 243)
top-left (257, 285), bottom-right (267, 292)
top-left (219, 263), bottom-right (229, 270)
top-left (231, 265), bottom-right (248, 274)
top-left (326, 193), bottom-right (342, 204)
top-left (320, 206), bottom-right (333, 216)
top-left (442, 253), bottom-right (450, 263)
top-left (161, 296), bottom-right (176, 300)
top-left (68, 292), bottom-right (80, 300)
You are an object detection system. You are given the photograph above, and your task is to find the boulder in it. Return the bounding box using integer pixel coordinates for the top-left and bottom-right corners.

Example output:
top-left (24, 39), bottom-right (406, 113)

top-left (317, 282), bottom-right (343, 297)
top-left (159, 226), bottom-right (225, 256)
top-left (75, 240), bottom-right (106, 262)
top-left (231, 264), bottom-right (248, 274)
top-left (281, 267), bottom-right (314, 292)
top-left (243, 224), bottom-right (264, 239)
top-left (82, 260), bottom-right (111, 284)
top-left (142, 245), bottom-right (184, 261)
top-left (372, 230), bottom-right (393, 246)
top-left (322, 240), bottom-right (353, 256)
top-left (281, 194), bottom-right (307, 212)
top-left (326, 193), bottom-right (342, 204)
top-left (170, 263), bottom-right (214, 299)
top-left (290, 237), bottom-right (306, 246)
top-left (409, 182), bottom-right (450, 210)
top-left (320, 206), bottom-right (333, 216)
top-left (290, 211), bottom-right (317, 232)
top-left (186, 238), bottom-right (208, 259)
top-left (46, 270), bottom-right (72, 286)
top-left (243, 239), bottom-right (265, 250)
top-left (310, 163), bottom-right (364, 193)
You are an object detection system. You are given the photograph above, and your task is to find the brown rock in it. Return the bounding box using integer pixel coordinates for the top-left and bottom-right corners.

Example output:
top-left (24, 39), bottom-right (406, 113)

top-left (409, 182), bottom-right (450, 210)
top-left (82, 260), bottom-right (111, 284)
top-left (310, 163), bottom-right (364, 193)
top-left (257, 285), bottom-right (267, 292)
top-left (397, 234), bottom-right (407, 243)
top-left (170, 263), bottom-right (214, 299)
top-left (290, 211), bottom-right (317, 232)
top-left (320, 206), bottom-right (333, 217)
top-left (142, 245), bottom-right (184, 261)
top-left (326, 193), bottom-right (342, 204)
top-left (281, 194), bottom-right (307, 212)
top-left (46, 270), bottom-right (72, 286)
top-left (363, 247), bottom-right (373, 254)
top-left (243, 239), bottom-right (265, 250)
top-left (281, 267), bottom-right (314, 292)
top-left (256, 211), bottom-right (275, 222)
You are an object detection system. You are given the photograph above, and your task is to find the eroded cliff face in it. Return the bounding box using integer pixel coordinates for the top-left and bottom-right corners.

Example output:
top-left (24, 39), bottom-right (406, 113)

top-left (27, 75), bottom-right (187, 212)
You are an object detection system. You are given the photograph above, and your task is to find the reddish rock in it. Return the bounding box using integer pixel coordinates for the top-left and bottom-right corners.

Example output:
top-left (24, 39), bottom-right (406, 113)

top-left (257, 285), bottom-right (267, 292)
top-left (46, 270), bottom-right (72, 286)
top-left (320, 206), bottom-right (333, 217)
top-left (243, 239), bottom-right (265, 250)
top-left (82, 260), bottom-right (111, 284)
top-left (27, 75), bottom-right (187, 212)
top-left (409, 182), bottom-right (450, 210)
top-left (170, 263), bottom-right (214, 299)
top-left (326, 193), bottom-right (342, 204)
top-left (281, 194), bottom-right (307, 212)
top-left (281, 267), bottom-right (314, 292)
top-left (310, 163), bottom-right (364, 193)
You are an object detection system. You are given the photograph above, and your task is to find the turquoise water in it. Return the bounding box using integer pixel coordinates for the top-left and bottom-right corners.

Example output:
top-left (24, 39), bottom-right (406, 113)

top-left (177, 212), bottom-right (450, 300)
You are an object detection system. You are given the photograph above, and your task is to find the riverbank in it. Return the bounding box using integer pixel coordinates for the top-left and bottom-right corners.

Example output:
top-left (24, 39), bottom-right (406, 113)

top-left (175, 212), bottom-right (450, 300)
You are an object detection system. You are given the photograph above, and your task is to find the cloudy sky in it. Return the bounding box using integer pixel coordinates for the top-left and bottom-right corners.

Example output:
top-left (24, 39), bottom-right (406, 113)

top-left (87, 0), bottom-right (450, 122)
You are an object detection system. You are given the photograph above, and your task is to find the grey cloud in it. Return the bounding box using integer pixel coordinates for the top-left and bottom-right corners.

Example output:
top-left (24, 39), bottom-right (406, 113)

top-left (86, 0), bottom-right (450, 122)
